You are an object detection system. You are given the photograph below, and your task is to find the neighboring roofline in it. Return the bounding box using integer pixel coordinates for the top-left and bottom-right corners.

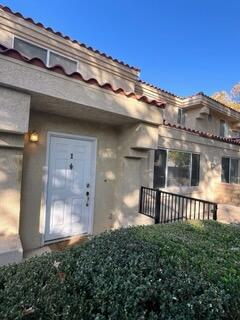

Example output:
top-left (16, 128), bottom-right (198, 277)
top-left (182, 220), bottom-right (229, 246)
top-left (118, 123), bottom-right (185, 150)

top-left (163, 120), bottom-right (240, 146)
top-left (0, 5), bottom-right (140, 72)
top-left (0, 44), bottom-right (165, 108)
top-left (187, 92), bottom-right (240, 116)
top-left (140, 78), bottom-right (240, 117)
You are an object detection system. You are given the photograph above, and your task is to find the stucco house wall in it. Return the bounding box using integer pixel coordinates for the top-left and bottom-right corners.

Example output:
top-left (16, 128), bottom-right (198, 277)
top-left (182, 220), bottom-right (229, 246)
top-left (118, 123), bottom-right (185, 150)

top-left (20, 111), bottom-right (119, 250)
top-left (157, 125), bottom-right (240, 205)
top-left (20, 110), bottom-right (158, 251)
top-left (0, 9), bottom-right (139, 93)
top-left (0, 5), bottom-right (239, 264)
top-left (184, 108), bottom-right (239, 137)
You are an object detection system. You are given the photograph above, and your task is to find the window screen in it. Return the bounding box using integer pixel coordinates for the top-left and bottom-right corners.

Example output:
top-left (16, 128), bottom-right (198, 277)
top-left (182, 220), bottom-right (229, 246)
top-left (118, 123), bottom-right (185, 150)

top-left (154, 150), bottom-right (200, 188)
top-left (221, 157), bottom-right (230, 183)
top-left (191, 154), bottom-right (200, 186)
top-left (153, 149), bottom-right (166, 188)
top-left (167, 151), bottom-right (191, 187)
top-left (49, 52), bottom-right (77, 74)
top-left (230, 158), bottom-right (239, 184)
top-left (220, 120), bottom-right (228, 137)
top-left (14, 38), bottom-right (47, 63)
top-left (177, 109), bottom-right (186, 125)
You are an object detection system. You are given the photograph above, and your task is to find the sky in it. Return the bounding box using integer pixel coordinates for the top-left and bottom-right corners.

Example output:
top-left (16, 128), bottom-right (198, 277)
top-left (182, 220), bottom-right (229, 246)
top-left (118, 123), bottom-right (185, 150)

top-left (2, 0), bottom-right (240, 97)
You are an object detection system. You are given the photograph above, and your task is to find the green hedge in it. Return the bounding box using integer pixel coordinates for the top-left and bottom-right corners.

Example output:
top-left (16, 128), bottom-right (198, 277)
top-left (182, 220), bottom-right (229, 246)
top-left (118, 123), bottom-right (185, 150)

top-left (0, 221), bottom-right (240, 319)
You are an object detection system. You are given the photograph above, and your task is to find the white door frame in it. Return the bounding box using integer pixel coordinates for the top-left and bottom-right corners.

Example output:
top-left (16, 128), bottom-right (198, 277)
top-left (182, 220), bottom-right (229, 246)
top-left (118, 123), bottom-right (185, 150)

top-left (41, 131), bottom-right (97, 244)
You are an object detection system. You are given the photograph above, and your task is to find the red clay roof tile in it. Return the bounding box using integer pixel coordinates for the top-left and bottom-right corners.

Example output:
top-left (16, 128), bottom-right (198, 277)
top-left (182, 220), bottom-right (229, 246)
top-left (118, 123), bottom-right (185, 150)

top-left (0, 43), bottom-right (165, 108)
top-left (163, 120), bottom-right (240, 146)
top-left (138, 79), bottom-right (183, 99)
top-left (0, 5), bottom-right (140, 72)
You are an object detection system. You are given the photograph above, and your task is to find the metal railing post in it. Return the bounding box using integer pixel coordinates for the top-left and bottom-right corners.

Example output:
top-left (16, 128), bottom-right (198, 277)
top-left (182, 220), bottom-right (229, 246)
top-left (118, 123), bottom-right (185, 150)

top-left (155, 190), bottom-right (160, 224)
top-left (139, 186), bottom-right (143, 213)
top-left (138, 186), bottom-right (218, 224)
top-left (213, 204), bottom-right (218, 221)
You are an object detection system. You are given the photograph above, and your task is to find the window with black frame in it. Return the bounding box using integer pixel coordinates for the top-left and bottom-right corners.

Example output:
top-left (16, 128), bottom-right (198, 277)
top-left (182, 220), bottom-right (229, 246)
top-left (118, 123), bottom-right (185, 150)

top-left (221, 157), bottom-right (240, 184)
top-left (153, 149), bottom-right (200, 188)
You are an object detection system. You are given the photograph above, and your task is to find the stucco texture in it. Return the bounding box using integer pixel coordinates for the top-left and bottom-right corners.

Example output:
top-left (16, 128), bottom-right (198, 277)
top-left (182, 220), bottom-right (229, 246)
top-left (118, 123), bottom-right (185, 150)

top-left (20, 111), bottom-right (120, 250)
top-left (157, 125), bottom-right (240, 212)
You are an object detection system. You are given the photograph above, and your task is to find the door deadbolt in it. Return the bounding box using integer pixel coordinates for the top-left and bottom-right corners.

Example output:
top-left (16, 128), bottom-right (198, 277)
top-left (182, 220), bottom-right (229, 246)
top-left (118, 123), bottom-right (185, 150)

top-left (86, 191), bottom-right (90, 207)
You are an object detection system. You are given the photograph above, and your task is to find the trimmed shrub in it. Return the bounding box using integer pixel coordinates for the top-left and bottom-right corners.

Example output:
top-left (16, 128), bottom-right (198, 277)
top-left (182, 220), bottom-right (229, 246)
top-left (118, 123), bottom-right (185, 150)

top-left (0, 221), bottom-right (240, 319)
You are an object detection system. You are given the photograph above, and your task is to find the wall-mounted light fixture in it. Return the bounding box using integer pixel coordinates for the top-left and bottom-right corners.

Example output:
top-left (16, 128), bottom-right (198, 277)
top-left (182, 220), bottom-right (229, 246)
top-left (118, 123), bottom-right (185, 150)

top-left (29, 131), bottom-right (39, 142)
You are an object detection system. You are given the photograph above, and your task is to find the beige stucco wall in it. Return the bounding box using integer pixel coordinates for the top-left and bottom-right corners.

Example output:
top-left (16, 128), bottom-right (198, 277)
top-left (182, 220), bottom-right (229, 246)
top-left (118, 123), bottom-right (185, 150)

top-left (0, 11), bottom-right (138, 92)
top-left (20, 110), bottom-right (120, 250)
top-left (183, 108), bottom-right (240, 138)
top-left (0, 87), bottom-right (30, 236)
top-left (156, 125), bottom-right (240, 206)
top-left (0, 55), bottom-right (162, 127)
top-left (184, 108), bottom-right (220, 136)
top-left (111, 120), bottom-right (161, 228)
top-left (0, 55), bottom-right (163, 253)
top-left (20, 109), bottom-right (159, 251)
top-left (163, 104), bottom-right (180, 124)
top-left (0, 148), bottom-right (24, 235)
top-left (0, 87), bottom-right (30, 133)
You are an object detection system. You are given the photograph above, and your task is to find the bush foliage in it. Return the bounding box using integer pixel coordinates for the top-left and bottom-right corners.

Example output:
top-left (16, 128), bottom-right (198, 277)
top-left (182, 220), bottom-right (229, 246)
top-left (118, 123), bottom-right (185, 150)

top-left (0, 221), bottom-right (240, 319)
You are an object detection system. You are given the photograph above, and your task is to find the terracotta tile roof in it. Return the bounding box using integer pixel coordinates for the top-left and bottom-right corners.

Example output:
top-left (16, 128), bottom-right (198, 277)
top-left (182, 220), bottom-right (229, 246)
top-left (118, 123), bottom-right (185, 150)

top-left (0, 5), bottom-right (140, 72)
top-left (0, 44), bottom-right (165, 108)
top-left (138, 79), bottom-right (183, 99)
top-left (163, 120), bottom-right (240, 146)
top-left (139, 80), bottom-right (240, 117)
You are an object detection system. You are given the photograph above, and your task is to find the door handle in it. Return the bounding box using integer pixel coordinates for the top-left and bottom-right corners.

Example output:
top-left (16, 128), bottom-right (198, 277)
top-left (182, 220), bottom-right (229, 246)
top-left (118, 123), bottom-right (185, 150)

top-left (86, 191), bottom-right (90, 207)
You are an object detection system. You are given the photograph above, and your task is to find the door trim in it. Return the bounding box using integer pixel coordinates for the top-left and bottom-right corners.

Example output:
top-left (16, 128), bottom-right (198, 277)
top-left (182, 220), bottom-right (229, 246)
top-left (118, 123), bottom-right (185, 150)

top-left (41, 131), bottom-right (97, 245)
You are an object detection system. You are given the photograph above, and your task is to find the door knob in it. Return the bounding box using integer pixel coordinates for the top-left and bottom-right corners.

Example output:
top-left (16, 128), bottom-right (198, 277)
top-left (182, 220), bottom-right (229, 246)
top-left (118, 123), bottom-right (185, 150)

top-left (69, 163), bottom-right (73, 170)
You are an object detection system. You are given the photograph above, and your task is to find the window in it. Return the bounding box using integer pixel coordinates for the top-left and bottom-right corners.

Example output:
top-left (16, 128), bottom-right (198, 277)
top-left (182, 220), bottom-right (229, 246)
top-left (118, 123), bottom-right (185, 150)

top-left (154, 149), bottom-right (200, 188)
top-left (177, 109), bottom-right (186, 125)
top-left (220, 120), bottom-right (229, 137)
top-left (14, 37), bottom-right (47, 63)
top-left (13, 37), bottom-right (77, 73)
top-left (191, 153), bottom-right (200, 186)
top-left (153, 149), bottom-right (167, 188)
top-left (222, 157), bottom-right (240, 184)
top-left (49, 52), bottom-right (77, 74)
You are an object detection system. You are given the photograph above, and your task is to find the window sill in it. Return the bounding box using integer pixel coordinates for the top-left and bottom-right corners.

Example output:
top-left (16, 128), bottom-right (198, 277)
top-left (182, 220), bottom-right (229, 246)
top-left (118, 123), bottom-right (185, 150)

top-left (160, 185), bottom-right (200, 194)
top-left (220, 182), bottom-right (240, 187)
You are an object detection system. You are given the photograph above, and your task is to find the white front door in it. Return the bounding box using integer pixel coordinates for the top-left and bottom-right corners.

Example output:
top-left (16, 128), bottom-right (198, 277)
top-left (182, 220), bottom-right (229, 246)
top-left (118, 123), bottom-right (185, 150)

top-left (45, 135), bottom-right (96, 242)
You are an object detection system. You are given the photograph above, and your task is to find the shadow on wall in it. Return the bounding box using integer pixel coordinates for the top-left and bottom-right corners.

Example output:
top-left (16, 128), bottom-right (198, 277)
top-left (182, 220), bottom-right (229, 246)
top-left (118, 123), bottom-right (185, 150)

top-left (20, 110), bottom-right (121, 250)
top-left (0, 147), bottom-right (23, 236)
top-left (158, 125), bottom-right (229, 202)
top-left (217, 204), bottom-right (240, 225)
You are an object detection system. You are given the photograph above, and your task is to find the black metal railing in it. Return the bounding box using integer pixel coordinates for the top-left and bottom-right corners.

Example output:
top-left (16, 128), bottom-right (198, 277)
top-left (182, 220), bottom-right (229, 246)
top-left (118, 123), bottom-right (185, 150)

top-left (139, 186), bottom-right (218, 224)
